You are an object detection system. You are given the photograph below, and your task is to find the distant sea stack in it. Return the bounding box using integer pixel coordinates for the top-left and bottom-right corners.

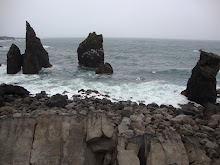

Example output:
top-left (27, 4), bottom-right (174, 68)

top-left (185, 50), bottom-right (220, 105)
top-left (7, 44), bottom-right (22, 74)
top-left (77, 32), bottom-right (104, 67)
top-left (22, 21), bottom-right (52, 74)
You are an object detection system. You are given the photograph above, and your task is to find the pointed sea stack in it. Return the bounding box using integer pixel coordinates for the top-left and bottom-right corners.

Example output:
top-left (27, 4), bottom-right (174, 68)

top-left (7, 44), bottom-right (22, 74)
top-left (185, 50), bottom-right (220, 105)
top-left (77, 32), bottom-right (104, 67)
top-left (22, 21), bottom-right (52, 74)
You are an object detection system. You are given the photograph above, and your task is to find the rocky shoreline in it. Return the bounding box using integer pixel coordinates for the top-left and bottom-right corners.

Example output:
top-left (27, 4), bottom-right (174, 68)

top-left (0, 85), bottom-right (219, 164)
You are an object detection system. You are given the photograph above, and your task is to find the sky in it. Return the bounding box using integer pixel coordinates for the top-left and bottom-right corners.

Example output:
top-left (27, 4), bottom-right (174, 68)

top-left (1, 0), bottom-right (220, 40)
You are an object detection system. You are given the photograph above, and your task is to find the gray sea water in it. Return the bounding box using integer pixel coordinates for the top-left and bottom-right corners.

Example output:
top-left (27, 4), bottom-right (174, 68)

top-left (1, 38), bottom-right (220, 107)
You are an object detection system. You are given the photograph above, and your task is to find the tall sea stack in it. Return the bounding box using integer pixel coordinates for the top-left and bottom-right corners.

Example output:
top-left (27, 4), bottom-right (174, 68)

top-left (7, 44), bottom-right (22, 74)
top-left (77, 32), bottom-right (104, 67)
top-left (22, 21), bottom-right (52, 74)
top-left (186, 50), bottom-right (220, 105)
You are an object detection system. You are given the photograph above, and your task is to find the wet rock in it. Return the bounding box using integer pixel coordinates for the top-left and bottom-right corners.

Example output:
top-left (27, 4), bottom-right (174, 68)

top-left (0, 84), bottom-right (30, 97)
top-left (46, 94), bottom-right (68, 108)
top-left (96, 63), bottom-right (113, 74)
top-left (186, 50), bottom-right (220, 105)
top-left (7, 44), bottom-right (22, 74)
top-left (23, 21), bottom-right (52, 74)
top-left (77, 32), bottom-right (104, 67)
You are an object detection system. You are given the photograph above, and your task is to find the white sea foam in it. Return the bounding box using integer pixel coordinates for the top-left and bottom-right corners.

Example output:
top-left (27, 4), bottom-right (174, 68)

top-left (193, 50), bottom-right (199, 53)
top-left (43, 45), bottom-right (50, 49)
top-left (0, 64), bottom-right (189, 107)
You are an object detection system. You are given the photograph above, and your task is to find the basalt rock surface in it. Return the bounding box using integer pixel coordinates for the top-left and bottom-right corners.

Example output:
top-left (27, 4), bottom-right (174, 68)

top-left (0, 86), bottom-right (220, 165)
top-left (0, 84), bottom-right (29, 97)
top-left (22, 21), bottom-right (52, 74)
top-left (96, 63), bottom-right (113, 74)
top-left (7, 44), bottom-right (22, 74)
top-left (186, 50), bottom-right (220, 105)
top-left (77, 32), bottom-right (104, 68)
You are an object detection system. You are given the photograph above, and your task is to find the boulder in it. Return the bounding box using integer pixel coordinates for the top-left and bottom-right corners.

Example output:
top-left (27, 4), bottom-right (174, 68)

top-left (186, 50), bottom-right (220, 105)
top-left (77, 32), bottom-right (104, 67)
top-left (46, 94), bottom-right (68, 108)
top-left (7, 44), bottom-right (22, 74)
top-left (0, 84), bottom-right (29, 97)
top-left (96, 63), bottom-right (113, 74)
top-left (23, 21), bottom-right (52, 74)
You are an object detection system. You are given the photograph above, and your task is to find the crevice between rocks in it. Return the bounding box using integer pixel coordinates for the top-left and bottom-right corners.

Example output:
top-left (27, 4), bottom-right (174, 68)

top-left (29, 121), bottom-right (37, 165)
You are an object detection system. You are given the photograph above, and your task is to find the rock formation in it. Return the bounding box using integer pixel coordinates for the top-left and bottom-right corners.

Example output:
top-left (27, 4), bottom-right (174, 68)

top-left (0, 84), bottom-right (29, 97)
top-left (186, 50), bottom-right (220, 105)
top-left (77, 32), bottom-right (104, 67)
top-left (0, 86), bottom-right (220, 164)
top-left (96, 63), bottom-right (113, 74)
top-left (7, 44), bottom-right (22, 74)
top-left (22, 21), bottom-right (52, 74)
top-left (46, 94), bottom-right (68, 108)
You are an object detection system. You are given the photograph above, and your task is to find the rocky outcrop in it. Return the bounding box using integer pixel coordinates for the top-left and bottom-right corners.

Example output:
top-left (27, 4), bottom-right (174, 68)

top-left (77, 32), bottom-right (104, 67)
top-left (0, 84), bottom-right (29, 97)
top-left (22, 21), bottom-right (52, 74)
top-left (186, 50), bottom-right (220, 105)
top-left (96, 63), bottom-right (113, 74)
top-left (0, 87), bottom-right (220, 165)
top-left (7, 44), bottom-right (22, 74)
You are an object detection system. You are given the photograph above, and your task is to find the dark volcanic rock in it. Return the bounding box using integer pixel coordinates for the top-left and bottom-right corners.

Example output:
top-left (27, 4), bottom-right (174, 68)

top-left (0, 84), bottom-right (29, 97)
top-left (46, 94), bottom-right (68, 108)
top-left (77, 32), bottom-right (104, 67)
top-left (7, 44), bottom-right (22, 74)
top-left (96, 63), bottom-right (113, 74)
top-left (0, 96), bottom-right (4, 107)
top-left (186, 50), bottom-right (220, 105)
top-left (22, 21), bottom-right (52, 74)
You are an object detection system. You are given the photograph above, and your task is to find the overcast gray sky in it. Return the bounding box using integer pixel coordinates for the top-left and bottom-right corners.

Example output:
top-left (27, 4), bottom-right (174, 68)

top-left (1, 0), bottom-right (220, 40)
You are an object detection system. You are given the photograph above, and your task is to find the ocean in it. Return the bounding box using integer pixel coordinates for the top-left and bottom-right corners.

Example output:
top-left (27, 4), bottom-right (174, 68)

top-left (1, 38), bottom-right (220, 107)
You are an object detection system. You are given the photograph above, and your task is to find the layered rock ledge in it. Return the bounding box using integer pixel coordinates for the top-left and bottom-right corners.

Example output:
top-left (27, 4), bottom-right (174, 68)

top-left (0, 87), bottom-right (220, 165)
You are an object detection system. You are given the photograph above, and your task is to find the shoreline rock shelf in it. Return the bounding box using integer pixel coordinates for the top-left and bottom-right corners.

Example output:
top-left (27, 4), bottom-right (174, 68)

top-left (0, 85), bottom-right (219, 165)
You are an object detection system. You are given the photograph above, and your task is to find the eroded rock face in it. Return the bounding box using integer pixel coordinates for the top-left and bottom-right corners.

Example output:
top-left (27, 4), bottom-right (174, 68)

top-left (77, 32), bottom-right (104, 67)
top-left (7, 44), bottom-right (22, 74)
top-left (186, 50), bottom-right (220, 105)
top-left (22, 21), bottom-right (52, 74)
top-left (96, 63), bottom-right (113, 74)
